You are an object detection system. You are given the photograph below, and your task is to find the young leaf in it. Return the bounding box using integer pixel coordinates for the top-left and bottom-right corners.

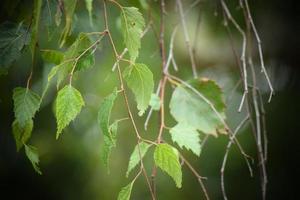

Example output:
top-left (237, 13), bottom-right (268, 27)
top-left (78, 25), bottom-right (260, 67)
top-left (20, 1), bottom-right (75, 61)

top-left (25, 144), bottom-right (42, 175)
top-left (0, 22), bottom-right (31, 71)
top-left (101, 121), bottom-right (118, 172)
top-left (120, 7), bottom-right (145, 61)
top-left (149, 93), bottom-right (160, 111)
top-left (12, 119), bottom-right (33, 151)
top-left (169, 79), bottom-right (226, 137)
top-left (123, 63), bottom-right (154, 116)
top-left (170, 123), bottom-right (201, 156)
top-left (126, 142), bottom-right (151, 177)
top-left (41, 49), bottom-right (64, 65)
top-left (98, 89), bottom-right (118, 171)
top-left (60, 0), bottom-right (77, 47)
top-left (13, 87), bottom-right (40, 127)
top-left (117, 181), bottom-right (134, 200)
top-left (55, 85), bottom-right (85, 139)
top-left (154, 144), bottom-right (182, 188)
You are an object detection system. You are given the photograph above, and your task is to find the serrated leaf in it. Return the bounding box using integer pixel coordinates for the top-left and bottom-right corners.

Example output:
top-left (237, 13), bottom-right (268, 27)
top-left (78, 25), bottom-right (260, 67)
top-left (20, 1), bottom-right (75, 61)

top-left (24, 144), bottom-right (42, 175)
top-left (126, 142), bottom-right (151, 177)
top-left (117, 181), bottom-right (134, 200)
top-left (101, 121), bottom-right (118, 173)
top-left (0, 22), bottom-right (31, 71)
top-left (120, 7), bottom-right (145, 61)
top-left (123, 63), bottom-right (153, 116)
top-left (12, 119), bottom-right (33, 151)
top-left (154, 144), bottom-right (182, 188)
top-left (169, 79), bottom-right (226, 136)
top-left (13, 87), bottom-right (40, 127)
top-left (85, 0), bottom-right (94, 26)
top-left (170, 123), bottom-right (201, 156)
top-left (149, 93), bottom-right (160, 111)
top-left (60, 0), bottom-right (77, 47)
top-left (98, 89), bottom-right (118, 171)
top-left (55, 85), bottom-right (84, 139)
top-left (41, 49), bottom-right (64, 65)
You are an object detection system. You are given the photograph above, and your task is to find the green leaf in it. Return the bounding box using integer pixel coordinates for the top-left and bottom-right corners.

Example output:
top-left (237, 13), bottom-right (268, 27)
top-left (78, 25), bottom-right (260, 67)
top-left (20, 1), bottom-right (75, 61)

top-left (126, 142), bottom-right (151, 177)
top-left (41, 49), bottom-right (64, 65)
top-left (85, 0), bottom-right (94, 26)
top-left (120, 7), bottom-right (145, 61)
top-left (98, 89), bottom-right (118, 171)
top-left (55, 85), bottom-right (85, 139)
top-left (149, 93), bottom-right (160, 111)
top-left (13, 87), bottom-right (40, 127)
top-left (101, 121), bottom-right (118, 173)
top-left (154, 144), bottom-right (182, 188)
top-left (57, 33), bottom-right (94, 87)
top-left (117, 181), bottom-right (134, 200)
top-left (60, 0), bottom-right (77, 47)
top-left (25, 144), bottom-right (42, 175)
top-left (0, 22), bottom-right (31, 71)
top-left (12, 119), bottom-right (33, 151)
top-left (170, 123), bottom-right (201, 156)
top-left (169, 79), bottom-right (226, 136)
top-left (76, 50), bottom-right (95, 71)
top-left (123, 63), bottom-right (154, 116)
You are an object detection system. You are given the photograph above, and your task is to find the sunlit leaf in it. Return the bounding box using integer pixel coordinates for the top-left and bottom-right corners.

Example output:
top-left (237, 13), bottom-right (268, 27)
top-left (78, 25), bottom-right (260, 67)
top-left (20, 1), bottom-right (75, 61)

top-left (117, 181), bottom-right (134, 200)
top-left (123, 63), bottom-right (154, 116)
top-left (55, 85), bottom-right (85, 139)
top-left (170, 123), bottom-right (201, 156)
top-left (169, 79), bottom-right (226, 136)
top-left (154, 144), bottom-right (182, 188)
top-left (120, 7), bottom-right (145, 61)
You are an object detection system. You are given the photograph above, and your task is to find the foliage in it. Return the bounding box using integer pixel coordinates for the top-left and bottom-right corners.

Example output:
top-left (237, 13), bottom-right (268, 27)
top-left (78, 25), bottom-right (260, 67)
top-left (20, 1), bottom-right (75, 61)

top-left (2, 0), bottom-right (271, 199)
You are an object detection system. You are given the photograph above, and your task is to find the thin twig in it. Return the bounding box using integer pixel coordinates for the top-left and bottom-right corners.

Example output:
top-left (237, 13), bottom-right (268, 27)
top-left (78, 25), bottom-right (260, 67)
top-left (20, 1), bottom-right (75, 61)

top-left (176, 0), bottom-right (198, 78)
top-left (221, 0), bottom-right (248, 112)
top-left (243, 0), bottom-right (274, 102)
top-left (221, 115), bottom-right (250, 200)
top-left (103, 1), bottom-right (155, 199)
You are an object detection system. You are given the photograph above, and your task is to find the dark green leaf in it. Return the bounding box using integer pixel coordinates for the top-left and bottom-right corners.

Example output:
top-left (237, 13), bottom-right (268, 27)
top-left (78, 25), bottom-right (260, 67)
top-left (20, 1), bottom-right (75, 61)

top-left (25, 144), bottom-right (42, 175)
top-left (0, 22), bottom-right (31, 71)
top-left (12, 119), bottom-right (33, 151)
top-left (13, 87), bottom-right (40, 127)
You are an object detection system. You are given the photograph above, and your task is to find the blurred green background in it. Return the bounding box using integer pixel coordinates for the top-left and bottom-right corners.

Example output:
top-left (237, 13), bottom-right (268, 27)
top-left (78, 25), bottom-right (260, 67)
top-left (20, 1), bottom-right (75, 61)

top-left (0, 0), bottom-right (299, 199)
